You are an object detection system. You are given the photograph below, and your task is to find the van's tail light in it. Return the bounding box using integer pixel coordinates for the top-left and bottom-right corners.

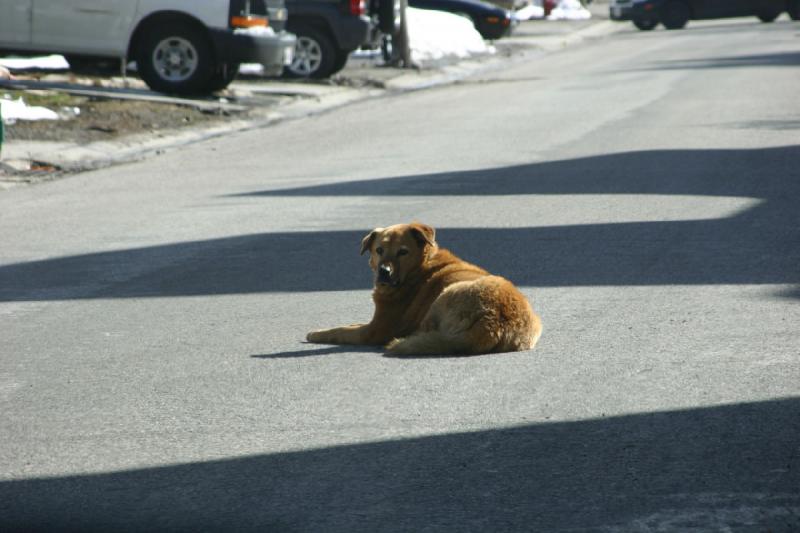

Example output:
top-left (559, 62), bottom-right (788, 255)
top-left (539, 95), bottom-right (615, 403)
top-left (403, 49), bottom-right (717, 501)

top-left (231, 0), bottom-right (269, 28)
top-left (231, 15), bottom-right (269, 28)
top-left (348, 0), bottom-right (366, 16)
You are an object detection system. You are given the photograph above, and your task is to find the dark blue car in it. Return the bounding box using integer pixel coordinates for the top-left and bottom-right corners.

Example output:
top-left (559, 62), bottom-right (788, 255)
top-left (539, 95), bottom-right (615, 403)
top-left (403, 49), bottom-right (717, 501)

top-left (610, 0), bottom-right (799, 30)
top-left (410, 0), bottom-right (514, 39)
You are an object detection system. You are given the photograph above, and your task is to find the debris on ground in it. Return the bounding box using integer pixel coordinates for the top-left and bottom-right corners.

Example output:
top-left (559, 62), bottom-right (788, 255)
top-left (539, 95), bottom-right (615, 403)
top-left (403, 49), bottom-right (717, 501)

top-left (2, 92), bottom-right (231, 144)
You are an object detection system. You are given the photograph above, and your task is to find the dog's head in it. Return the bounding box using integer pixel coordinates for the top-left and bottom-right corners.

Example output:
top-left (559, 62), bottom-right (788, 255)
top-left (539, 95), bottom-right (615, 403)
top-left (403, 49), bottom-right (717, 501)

top-left (360, 222), bottom-right (437, 288)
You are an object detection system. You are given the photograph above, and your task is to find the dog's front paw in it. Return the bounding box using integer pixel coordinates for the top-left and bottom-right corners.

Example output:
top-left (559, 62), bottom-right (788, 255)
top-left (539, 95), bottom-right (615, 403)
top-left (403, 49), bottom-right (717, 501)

top-left (306, 329), bottom-right (330, 343)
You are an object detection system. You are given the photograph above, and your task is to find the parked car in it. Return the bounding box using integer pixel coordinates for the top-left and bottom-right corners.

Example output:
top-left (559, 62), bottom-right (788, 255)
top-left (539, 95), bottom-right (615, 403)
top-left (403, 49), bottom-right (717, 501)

top-left (0, 0), bottom-right (296, 94)
top-left (610, 0), bottom-right (800, 30)
top-left (283, 0), bottom-right (372, 78)
top-left (409, 0), bottom-right (514, 40)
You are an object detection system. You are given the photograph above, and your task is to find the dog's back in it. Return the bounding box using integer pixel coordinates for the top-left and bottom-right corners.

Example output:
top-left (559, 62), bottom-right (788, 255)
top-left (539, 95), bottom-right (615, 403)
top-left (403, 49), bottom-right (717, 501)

top-left (385, 248), bottom-right (542, 356)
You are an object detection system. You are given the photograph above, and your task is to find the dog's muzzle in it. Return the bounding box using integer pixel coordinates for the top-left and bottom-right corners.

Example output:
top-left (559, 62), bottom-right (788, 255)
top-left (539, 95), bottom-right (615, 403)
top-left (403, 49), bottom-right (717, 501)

top-left (377, 263), bottom-right (394, 285)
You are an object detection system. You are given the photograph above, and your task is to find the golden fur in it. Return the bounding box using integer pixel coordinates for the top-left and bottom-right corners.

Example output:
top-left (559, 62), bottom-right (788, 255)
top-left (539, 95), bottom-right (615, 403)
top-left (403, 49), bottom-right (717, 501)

top-left (306, 222), bottom-right (542, 355)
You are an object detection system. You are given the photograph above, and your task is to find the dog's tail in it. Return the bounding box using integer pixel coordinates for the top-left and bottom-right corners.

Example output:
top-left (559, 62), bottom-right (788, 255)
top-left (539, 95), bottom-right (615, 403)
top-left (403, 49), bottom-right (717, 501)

top-left (385, 331), bottom-right (473, 356)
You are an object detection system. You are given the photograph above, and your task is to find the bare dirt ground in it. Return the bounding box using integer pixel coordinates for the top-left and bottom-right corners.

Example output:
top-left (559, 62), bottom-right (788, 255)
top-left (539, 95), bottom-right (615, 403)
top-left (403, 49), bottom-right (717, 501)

top-left (4, 93), bottom-right (229, 144)
top-left (0, 69), bottom-right (366, 148)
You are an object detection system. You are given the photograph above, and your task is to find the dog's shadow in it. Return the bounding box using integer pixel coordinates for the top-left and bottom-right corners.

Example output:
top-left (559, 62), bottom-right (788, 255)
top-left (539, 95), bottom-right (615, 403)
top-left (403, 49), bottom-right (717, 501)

top-left (250, 344), bottom-right (382, 360)
top-left (251, 344), bottom-right (495, 360)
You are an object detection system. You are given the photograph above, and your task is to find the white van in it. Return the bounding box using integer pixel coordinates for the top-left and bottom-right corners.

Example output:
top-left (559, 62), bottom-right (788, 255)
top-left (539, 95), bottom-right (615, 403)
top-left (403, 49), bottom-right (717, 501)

top-left (0, 0), bottom-right (296, 94)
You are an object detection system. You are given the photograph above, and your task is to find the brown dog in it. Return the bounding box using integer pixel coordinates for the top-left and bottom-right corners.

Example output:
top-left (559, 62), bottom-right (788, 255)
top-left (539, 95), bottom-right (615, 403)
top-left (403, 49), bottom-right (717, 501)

top-left (306, 222), bottom-right (542, 355)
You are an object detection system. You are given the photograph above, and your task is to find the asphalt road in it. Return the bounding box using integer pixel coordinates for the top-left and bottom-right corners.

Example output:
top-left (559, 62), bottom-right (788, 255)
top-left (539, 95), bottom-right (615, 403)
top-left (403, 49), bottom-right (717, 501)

top-left (1, 17), bottom-right (799, 532)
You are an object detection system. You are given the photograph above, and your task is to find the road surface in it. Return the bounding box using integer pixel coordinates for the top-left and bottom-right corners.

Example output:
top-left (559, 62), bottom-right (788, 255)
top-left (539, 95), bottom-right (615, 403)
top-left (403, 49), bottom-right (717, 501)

top-left (1, 17), bottom-right (799, 532)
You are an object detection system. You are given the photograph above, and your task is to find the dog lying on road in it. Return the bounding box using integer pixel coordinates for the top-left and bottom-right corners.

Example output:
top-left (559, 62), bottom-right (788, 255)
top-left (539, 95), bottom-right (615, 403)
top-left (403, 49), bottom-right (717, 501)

top-left (307, 222), bottom-right (542, 355)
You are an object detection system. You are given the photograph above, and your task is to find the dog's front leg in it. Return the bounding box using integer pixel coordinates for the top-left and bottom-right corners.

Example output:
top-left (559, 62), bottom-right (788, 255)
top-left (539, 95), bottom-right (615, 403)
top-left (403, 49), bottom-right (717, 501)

top-left (307, 324), bottom-right (378, 346)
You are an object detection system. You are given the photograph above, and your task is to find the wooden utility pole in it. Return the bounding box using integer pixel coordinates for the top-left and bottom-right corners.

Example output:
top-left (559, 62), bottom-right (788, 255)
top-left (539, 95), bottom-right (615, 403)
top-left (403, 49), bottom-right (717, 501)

top-left (394, 0), bottom-right (412, 67)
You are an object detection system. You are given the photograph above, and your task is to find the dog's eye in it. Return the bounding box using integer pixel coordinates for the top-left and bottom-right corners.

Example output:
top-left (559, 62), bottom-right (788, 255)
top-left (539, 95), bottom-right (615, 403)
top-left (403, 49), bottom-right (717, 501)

top-left (376, 247), bottom-right (384, 255)
top-left (397, 249), bottom-right (409, 257)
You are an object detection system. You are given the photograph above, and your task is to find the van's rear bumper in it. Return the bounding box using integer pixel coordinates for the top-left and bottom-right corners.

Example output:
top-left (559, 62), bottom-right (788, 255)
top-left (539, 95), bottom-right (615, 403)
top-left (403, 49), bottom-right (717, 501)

top-left (210, 28), bottom-right (296, 75)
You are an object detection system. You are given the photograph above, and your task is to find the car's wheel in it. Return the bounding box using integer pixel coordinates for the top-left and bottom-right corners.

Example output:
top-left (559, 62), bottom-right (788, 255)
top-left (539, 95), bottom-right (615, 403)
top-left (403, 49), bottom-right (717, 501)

top-left (284, 26), bottom-right (336, 79)
top-left (661, 0), bottom-right (690, 29)
top-left (137, 21), bottom-right (214, 94)
top-left (331, 52), bottom-right (350, 76)
top-left (788, 0), bottom-right (800, 20)
top-left (378, 0), bottom-right (403, 34)
top-left (757, 12), bottom-right (779, 22)
top-left (206, 63), bottom-right (240, 92)
top-left (633, 17), bottom-right (659, 30)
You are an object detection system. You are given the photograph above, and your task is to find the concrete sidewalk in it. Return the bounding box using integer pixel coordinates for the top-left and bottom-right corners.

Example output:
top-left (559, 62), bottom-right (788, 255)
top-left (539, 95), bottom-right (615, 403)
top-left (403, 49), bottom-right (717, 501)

top-left (0, 5), bottom-right (621, 186)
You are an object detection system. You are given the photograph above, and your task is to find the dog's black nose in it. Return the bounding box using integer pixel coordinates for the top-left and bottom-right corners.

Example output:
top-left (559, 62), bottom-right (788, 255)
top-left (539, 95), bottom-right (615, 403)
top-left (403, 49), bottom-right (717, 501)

top-left (378, 263), bottom-right (393, 283)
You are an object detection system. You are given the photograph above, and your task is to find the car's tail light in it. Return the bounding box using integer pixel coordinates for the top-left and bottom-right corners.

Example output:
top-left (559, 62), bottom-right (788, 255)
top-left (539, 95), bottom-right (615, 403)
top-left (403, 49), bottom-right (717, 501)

top-left (348, 0), bottom-right (366, 16)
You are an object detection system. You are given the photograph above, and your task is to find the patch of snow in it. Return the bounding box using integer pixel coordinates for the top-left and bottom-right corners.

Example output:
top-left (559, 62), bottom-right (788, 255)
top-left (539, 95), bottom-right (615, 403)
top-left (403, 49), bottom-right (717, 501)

top-left (1, 98), bottom-right (60, 123)
top-left (516, 4), bottom-right (545, 20)
top-left (407, 7), bottom-right (494, 64)
top-left (0, 54), bottom-right (70, 71)
top-left (245, 8), bottom-right (494, 74)
top-left (0, 8), bottom-right (497, 79)
top-left (239, 64), bottom-right (265, 75)
top-left (547, 0), bottom-right (591, 20)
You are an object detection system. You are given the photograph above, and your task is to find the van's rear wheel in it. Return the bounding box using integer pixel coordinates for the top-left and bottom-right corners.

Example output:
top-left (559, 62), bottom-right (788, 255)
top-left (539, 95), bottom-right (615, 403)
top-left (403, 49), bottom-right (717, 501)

top-left (137, 22), bottom-right (214, 94)
top-left (206, 63), bottom-right (240, 92)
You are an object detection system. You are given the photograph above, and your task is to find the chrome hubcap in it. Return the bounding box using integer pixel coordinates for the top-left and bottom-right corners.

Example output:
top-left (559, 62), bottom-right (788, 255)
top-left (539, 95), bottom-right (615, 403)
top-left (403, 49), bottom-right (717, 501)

top-left (290, 36), bottom-right (322, 75)
top-left (153, 37), bottom-right (198, 82)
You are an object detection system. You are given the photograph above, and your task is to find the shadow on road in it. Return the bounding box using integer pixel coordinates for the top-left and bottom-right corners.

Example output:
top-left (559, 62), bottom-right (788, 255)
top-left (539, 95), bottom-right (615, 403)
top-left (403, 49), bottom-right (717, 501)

top-left (251, 345), bottom-right (381, 359)
top-left (1, 146), bottom-right (797, 301)
top-left (1, 398), bottom-right (798, 531)
top-left (647, 51), bottom-right (800, 71)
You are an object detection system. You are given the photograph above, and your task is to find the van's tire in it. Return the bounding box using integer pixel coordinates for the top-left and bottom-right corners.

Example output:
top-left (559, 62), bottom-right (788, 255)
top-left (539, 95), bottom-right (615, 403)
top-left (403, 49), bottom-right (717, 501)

top-left (284, 25), bottom-right (336, 79)
top-left (137, 22), bottom-right (215, 95)
top-left (661, 0), bottom-right (690, 29)
top-left (206, 63), bottom-right (240, 92)
top-left (633, 17), bottom-right (659, 30)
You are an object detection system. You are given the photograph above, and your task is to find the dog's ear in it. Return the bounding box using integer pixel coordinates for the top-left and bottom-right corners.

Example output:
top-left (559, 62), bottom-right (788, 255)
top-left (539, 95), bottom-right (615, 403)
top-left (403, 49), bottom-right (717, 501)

top-left (360, 228), bottom-right (382, 255)
top-left (409, 222), bottom-right (436, 249)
